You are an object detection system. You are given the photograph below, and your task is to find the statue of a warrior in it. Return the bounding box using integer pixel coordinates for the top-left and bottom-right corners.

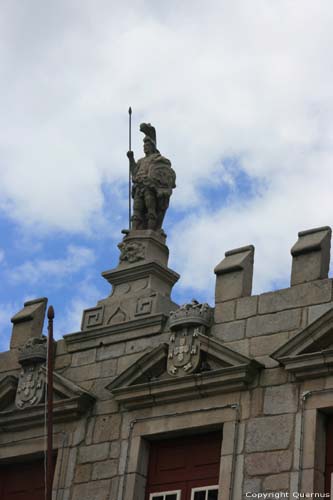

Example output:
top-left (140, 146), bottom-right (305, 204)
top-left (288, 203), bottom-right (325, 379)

top-left (127, 123), bottom-right (176, 231)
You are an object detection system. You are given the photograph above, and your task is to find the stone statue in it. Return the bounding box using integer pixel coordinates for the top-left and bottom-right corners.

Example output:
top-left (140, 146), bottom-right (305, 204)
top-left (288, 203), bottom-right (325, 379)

top-left (127, 123), bottom-right (176, 231)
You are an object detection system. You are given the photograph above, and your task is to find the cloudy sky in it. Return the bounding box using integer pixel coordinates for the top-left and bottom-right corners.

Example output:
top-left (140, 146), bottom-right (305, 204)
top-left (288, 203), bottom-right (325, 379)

top-left (1, 0), bottom-right (333, 348)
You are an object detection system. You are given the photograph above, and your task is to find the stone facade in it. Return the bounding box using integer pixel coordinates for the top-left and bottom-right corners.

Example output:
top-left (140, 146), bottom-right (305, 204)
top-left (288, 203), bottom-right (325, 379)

top-left (1, 225), bottom-right (333, 499)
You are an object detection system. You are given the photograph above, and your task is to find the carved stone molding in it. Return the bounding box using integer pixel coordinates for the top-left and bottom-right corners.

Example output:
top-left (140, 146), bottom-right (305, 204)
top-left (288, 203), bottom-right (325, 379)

top-left (272, 307), bottom-right (333, 379)
top-left (108, 336), bottom-right (262, 410)
top-left (118, 240), bottom-right (145, 264)
top-left (0, 369), bottom-right (95, 431)
top-left (15, 337), bottom-right (51, 409)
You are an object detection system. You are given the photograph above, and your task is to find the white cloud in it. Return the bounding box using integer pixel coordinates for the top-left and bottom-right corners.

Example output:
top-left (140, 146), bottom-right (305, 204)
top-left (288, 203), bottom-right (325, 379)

top-left (9, 245), bottom-right (95, 285)
top-left (1, 1), bottom-right (333, 293)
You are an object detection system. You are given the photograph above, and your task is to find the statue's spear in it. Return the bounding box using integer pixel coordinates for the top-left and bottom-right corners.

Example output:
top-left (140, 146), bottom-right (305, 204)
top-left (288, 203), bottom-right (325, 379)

top-left (128, 107), bottom-right (132, 230)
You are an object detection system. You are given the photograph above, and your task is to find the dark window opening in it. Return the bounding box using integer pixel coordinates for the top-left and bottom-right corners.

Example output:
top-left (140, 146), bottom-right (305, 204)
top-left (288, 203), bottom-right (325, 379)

top-left (0, 456), bottom-right (56, 500)
top-left (146, 431), bottom-right (222, 500)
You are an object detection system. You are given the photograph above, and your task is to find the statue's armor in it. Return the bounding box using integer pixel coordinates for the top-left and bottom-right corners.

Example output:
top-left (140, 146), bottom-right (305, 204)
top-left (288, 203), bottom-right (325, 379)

top-left (131, 153), bottom-right (175, 231)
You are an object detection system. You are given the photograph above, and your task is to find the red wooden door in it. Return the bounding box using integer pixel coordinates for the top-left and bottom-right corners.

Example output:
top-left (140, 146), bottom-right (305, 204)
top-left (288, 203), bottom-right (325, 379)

top-left (146, 431), bottom-right (222, 500)
top-left (0, 459), bottom-right (46, 500)
top-left (326, 418), bottom-right (333, 494)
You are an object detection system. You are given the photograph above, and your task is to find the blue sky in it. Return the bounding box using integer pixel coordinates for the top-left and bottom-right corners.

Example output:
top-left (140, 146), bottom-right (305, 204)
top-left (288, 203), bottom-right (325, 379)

top-left (1, 0), bottom-right (333, 349)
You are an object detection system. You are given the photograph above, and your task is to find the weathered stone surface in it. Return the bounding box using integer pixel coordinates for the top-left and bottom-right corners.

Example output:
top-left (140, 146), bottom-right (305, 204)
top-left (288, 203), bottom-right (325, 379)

top-left (290, 226), bottom-right (331, 286)
top-left (96, 342), bottom-right (125, 361)
top-left (246, 450), bottom-right (293, 475)
top-left (118, 440), bottom-right (129, 475)
top-left (72, 349), bottom-right (96, 367)
top-left (72, 479), bottom-right (111, 500)
top-left (222, 339), bottom-right (250, 357)
top-left (240, 391), bottom-right (251, 420)
top-left (219, 455), bottom-right (233, 500)
top-left (92, 459), bottom-right (118, 480)
top-left (236, 422), bottom-right (245, 454)
top-left (110, 441), bottom-right (121, 458)
top-left (93, 415), bottom-right (121, 443)
top-left (10, 297), bottom-right (47, 349)
top-left (74, 464), bottom-right (91, 483)
top-left (243, 477), bottom-right (262, 494)
top-left (245, 415), bottom-right (294, 452)
top-left (110, 477), bottom-right (120, 499)
top-left (84, 419), bottom-right (94, 446)
top-left (99, 358), bottom-right (118, 378)
top-left (263, 385), bottom-right (298, 415)
top-left (91, 377), bottom-right (116, 401)
top-left (255, 355), bottom-right (280, 368)
top-left (213, 320), bottom-right (245, 342)
top-left (250, 332), bottom-right (290, 357)
top-left (0, 349), bottom-right (20, 373)
top-left (94, 399), bottom-right (119, 416)
top-left (308, 302), bottom-right (333, 325)
top-left (215, 245), bottom-right (254, 302)
top-left (78, 443), bottom-right (110, 464)
top-left (232, 455), bottom-right (244, 500)
top-left (125, 334), bottom-right (168, 354)
top-left (258, 279), bottom-right (332, 314)
top-left (221, 421), bottom-right (236, 456)
top-left (263, 472), bottom-right (290, 491)
top-left (236, 296), bottom-right (258, 319)
top-left (246, 309), bottom-right (301, 337)
top-left (60, 447), bottom-right (77, 489)
top-left (250, 388), bottom-right (263, 417)
top-left (64, 363), bottom-right (101, 382)
top-left (214, 300), bottom-right (236, 323)
top-left (72, 420), bottom-right (87, 446)
top-left (54, 354), bottom-right (72, 370)
top-left (117, 351), bottom-right (146, 374)
top-left (260, 368), bottom-right (288, 387)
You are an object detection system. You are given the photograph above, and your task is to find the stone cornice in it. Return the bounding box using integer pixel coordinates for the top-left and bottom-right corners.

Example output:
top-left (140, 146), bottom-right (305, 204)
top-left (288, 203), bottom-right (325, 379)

top-left (0, 395), bottom-right (94, 431)
top-left (272, 307), bottom-right (333, 358)
top-left (107, 336), bottom-right (262, 410)
top-left (102, 261), bottom-right (179, 287)
top-left (0, 370), bottom-right (95, 431)
top-left (110, 363), bottom-right (260, 410)
top-left (64, 313), bottom-right (168, 352)
top-left (276, 349), bottom-right (333, 380)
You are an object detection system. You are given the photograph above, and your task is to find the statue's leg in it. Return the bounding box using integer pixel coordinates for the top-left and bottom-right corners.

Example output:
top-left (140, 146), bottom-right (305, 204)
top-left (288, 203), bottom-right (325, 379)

top-left (132, 191), bottom-right (145, 230)
top-left (156, 195), bottom-right (170, 230)
top-left (144, 189), bottom-right (157, 230)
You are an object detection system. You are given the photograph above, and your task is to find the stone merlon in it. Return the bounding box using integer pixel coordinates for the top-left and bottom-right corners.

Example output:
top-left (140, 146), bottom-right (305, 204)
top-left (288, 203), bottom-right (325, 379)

top-left (10, 297), bottom-right (48, 349)
top-left (290, 225), bottom-right (331, 286)
top-left (214, 245), bottom-right (255, 302)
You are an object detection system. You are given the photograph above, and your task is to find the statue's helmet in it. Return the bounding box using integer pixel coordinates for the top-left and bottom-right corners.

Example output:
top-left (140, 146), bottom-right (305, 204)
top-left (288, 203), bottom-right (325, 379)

top-left (140, 123), bottom-right (157, 147)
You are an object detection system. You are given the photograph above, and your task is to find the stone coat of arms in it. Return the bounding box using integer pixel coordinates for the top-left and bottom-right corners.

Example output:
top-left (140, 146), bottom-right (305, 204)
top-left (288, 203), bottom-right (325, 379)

top-left (167, 328), bottom-right (201, 376)
top-left (15, 336), bottom-right (48, 409)
top-left (167, 300), bottom-right (212, 377)
top-left (15, 365), bottom-right (45, 408)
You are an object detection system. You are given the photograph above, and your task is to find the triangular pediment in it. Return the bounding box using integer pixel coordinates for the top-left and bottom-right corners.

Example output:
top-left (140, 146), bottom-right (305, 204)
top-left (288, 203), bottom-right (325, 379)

top-left (0, 369), bottom-right (95, 430)
top-left (107, 334), bottom-right (262, 409)
top-left (272, 307), bottom-right (333, 379)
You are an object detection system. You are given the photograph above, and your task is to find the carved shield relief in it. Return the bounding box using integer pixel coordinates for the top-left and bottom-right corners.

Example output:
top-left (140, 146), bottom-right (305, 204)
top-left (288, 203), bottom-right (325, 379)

top-left (167, 328), bottom-right (201, 377)
top-left (15, 365), bottom-right (45, 409)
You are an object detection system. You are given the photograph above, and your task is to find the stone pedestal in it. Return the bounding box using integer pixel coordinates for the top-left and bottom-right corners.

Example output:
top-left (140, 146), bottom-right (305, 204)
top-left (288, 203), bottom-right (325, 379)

top-left (80, 230), bottom-right (179, 331)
